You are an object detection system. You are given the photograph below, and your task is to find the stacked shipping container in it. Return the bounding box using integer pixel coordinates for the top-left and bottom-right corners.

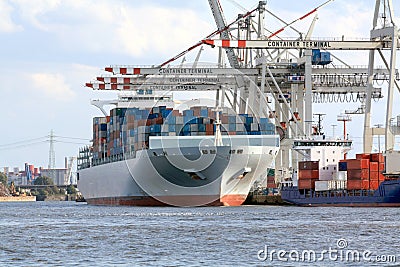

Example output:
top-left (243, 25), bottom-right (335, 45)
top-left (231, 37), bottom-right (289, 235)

top-left (340, 153), bottom-right (385, 190)
top-left (297, 161), bottom-right (319, 189)
top-left (91, 106), bottom-right (276, 161)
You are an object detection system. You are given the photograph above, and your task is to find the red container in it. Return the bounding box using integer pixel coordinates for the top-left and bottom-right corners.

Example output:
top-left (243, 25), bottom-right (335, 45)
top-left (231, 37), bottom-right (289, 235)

top-left (369, 162), bottom-right (378, 172)
top-left (379, 173), bottom-right (385, 182)
top-left (347, 159), bottom-right (370, 170)
top-left (379, 162), bottom-right (385, 171)
top-left (298, 170), bottom-right (319, 179)
top-left (356, 153), bottom-right (371, 160)
top-left (298, 161), bottom-right (319, 170)
top-left (370, 153), bottom-right (384, 163)
top-left (370, 180), bottom-right (379, 190)
top-left (347, 169), bottom-right (369, 180)
top-left (362, 180), bottom-right (370, 190)
top-left (298, 179), bottom-right (316, 189)
top-left (369, 171), bottom-right (379, 181)
top-left (267, 176), bottom-right (275, 183)
top-left (347, 180), bottom-right (362, 190)
top-left (267, 183), bottom-right (277, 189)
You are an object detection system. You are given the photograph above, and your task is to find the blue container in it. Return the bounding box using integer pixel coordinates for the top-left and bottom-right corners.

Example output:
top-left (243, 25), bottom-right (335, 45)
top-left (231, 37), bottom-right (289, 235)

top-left (246, 117), bottom-right (253, 124)
top-left (168, 124), bottom-right (176, 132)
top-left (338, 161), bottom-right (347, 171)
top-left (183, 124), bottom-right (190, 132)
top-left (141, 110), bottom-right (150, 118)
top-left (150, 124), bottom-right (161, 133)
top-left (200, 109), bottom-right (208, 117)
top-left (148, 113), bottom-right (158, 119)
top-left (161, 109), bottom-right (172, 118)
top-left (228, 116), bottom-right (236, 124)
top-left (166, 116), bottom-right (176, 124)
top-left (184, 116), bottom-right (195, 124)
top-left (183, 110), bottom-right (194, 117)
top-left (100, 124), bottom-right (107, 131)
top-left (198, 124), bottom-right (206, 132)
top-left (228, 123), bottom-right (236, 131)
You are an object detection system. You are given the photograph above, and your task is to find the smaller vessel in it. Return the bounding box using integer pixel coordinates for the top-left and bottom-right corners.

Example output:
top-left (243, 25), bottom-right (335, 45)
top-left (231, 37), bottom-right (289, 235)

top-left (280, 118), bottom-right (400, 207)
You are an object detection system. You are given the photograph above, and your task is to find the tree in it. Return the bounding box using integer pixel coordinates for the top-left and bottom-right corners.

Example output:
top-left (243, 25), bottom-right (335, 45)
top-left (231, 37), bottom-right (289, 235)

top-left (66, 184), bottom-right (77, 195)
top-left (0, 172), bottom-right (7, 186)
top-left (34, 176), bottom-right (54, 186)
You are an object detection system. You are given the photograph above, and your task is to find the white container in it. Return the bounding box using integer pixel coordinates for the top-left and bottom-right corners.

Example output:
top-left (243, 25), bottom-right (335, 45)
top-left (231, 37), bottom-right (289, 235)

top-left (315, 181), bottom-right (329, 191)
top-left (328, 180), bottom-right (337, 190)
top-left (336, 180), bottom-right (347, 189)
top-left (335, 171), bottom-right (347, 181)
top-left (385, 150), bottom-right (400, 174)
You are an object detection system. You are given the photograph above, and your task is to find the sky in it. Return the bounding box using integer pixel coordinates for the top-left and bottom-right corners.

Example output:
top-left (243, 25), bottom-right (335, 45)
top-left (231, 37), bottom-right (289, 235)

top-left (1, 0), bottom-right (400, 169)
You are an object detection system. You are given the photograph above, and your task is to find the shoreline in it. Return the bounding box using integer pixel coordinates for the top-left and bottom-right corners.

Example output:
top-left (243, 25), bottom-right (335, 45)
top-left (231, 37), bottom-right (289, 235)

top-left (0, 196), bottom-right (36, 202)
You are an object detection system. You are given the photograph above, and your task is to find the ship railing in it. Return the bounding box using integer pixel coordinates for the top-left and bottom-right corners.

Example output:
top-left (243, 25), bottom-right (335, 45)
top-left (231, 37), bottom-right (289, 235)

top-left (91, 151), bottom-right (137, 167)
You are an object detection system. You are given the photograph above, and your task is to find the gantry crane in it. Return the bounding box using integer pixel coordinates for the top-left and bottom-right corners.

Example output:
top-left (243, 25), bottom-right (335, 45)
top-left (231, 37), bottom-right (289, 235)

top-left (84, 0), bottom-right (400, 181)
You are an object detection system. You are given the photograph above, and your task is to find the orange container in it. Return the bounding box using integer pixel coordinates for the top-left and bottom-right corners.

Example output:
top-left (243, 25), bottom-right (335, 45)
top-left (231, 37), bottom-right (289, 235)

top-left (347, 169), bottom-right (369, 179)
top-left (370, 180), bottom-right (379, 190)
top-left (298, 179), bottom-right (316, 189)
top-left (298, 170), bottom-right (319, 179)
top-left (206, 124), bottom-right (214, 132)
top-left (370, 153), bottom-right (384, 163)
top-left (356, 153), bottom-right (371, 160)
top-left (369, 162), bottom-right (378, 172)
top-left (362, 180), bottom-right (370, 190)
top-left (379, 173), bottom-right (385, 182)
top-left (369, 171), bottom-right (379, 181)
top-left (347, 159), bottom-right (370, 170)
top-left (379, 162), bottom-right (385, 171)
top-left (347, 180), bottom-right (362, 190)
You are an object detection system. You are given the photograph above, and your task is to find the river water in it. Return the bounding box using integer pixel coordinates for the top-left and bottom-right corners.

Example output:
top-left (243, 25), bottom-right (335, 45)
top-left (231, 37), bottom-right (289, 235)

top-left (0, 201), bottom-right (399, 266)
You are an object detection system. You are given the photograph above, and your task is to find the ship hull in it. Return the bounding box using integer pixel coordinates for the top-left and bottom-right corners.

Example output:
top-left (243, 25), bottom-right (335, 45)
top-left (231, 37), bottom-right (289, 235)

top-left (78, 139), bottom-right (279, 207)
top-left (281, 180), bottom-right (400, 207)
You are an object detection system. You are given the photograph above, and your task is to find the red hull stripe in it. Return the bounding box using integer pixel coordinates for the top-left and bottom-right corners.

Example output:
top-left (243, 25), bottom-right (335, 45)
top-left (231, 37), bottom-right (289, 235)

top-left (86, 194), bottom-right (247, 207)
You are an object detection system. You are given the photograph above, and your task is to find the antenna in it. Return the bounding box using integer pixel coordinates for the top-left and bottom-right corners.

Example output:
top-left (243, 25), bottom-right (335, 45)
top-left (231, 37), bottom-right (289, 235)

top-left (48, 130), bottom-right (56, 169)
top-left (48, 130), bottom-right (56, 180)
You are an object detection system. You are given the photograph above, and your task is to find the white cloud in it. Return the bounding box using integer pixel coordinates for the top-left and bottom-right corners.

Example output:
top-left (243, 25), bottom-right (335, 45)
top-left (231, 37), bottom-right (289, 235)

top-left (114, 5), bottom-right (211, 57)
top-left (12, 0), bottom-right (61, 31)
top-left (9, 1), bottom-right (212, 58)
top-left (30, 73), bottom-right (75, 101)
top-left (0, 1), bottom-right (23, 32)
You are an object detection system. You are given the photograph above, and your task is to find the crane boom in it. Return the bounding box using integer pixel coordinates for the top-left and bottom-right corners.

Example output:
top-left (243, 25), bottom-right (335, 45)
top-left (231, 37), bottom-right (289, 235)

top-left (208, 0), bottom-right (239, 68)
top-left (203, 39), bottom-right (397, 50)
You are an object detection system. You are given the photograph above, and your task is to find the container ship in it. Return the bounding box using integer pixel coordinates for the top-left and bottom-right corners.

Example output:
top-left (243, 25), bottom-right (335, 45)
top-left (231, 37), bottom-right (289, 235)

top-left (77, 92), bottom-right (280, 206)
top-left (280, 137), bottom-right (400, 207)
